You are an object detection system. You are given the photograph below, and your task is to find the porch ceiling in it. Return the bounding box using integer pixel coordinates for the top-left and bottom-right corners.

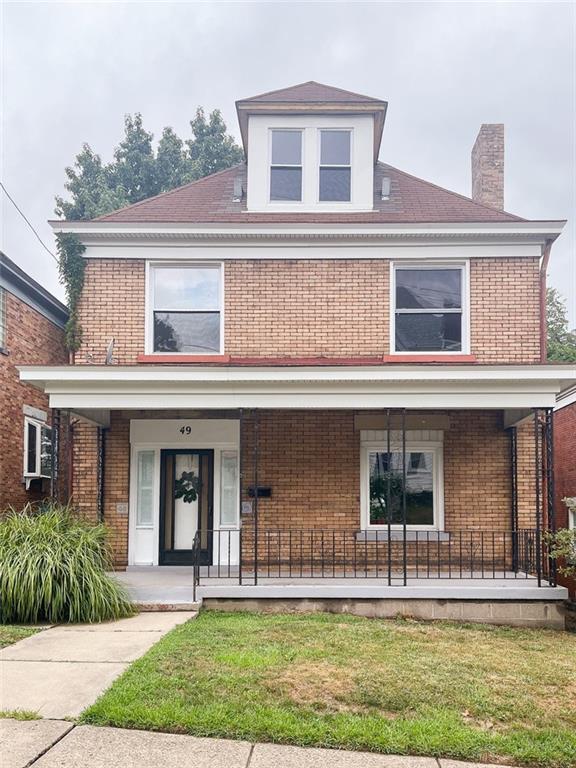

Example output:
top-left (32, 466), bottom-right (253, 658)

top-left (18, 364), bottom-right (576, 411)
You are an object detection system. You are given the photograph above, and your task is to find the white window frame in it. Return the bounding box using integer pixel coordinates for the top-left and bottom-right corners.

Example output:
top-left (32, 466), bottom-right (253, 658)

top-left (23, 416), bottom-right (52, 479)
top-left (0, 287), bottom-right (6, 350)
top-left (219, 449), bottom-right (240, 529)
top-left (268, 129), bottom-right (304, 204)
top-left (145, 262), bottom-right (224, 355)
top-left (389, 261), bottom-right (470, 356)
top-left (317, 128), bottom-right (353, 204)
top-left (360, 439), bottom-right (444, 531)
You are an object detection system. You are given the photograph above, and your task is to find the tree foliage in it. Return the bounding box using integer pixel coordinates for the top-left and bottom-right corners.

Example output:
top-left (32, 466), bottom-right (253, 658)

top-left (547, 287), bottom-right (576, 362)
top-left (55, 107), bottom-right (242, 351)
top-left (55, 108), bottom-right (242, 222)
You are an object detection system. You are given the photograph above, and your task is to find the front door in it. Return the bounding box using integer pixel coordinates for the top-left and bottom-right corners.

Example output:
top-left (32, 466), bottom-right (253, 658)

top-left (159, 449), bottom-right (214, 565)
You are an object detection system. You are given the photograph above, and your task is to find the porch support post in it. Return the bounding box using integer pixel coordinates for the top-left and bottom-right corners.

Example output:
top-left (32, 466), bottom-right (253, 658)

top-left (50, 408), bottom-right (60, 501)
top-left (96, 426), bottom-right (106, 523)
top-left (533, 409), bottom-right (542, 587)
top-left (253, 409), bottom-right (259, 585)
top-left (509, 426), bottom-right (519, 572)
top-left (238, 408), bottom-right (243, 586)
top-left (401, 407), bottom-right (407, 586)
top-left (544, 407), bottom-right (557, 586)
top-left (386, 408), bottom-right (392, 586)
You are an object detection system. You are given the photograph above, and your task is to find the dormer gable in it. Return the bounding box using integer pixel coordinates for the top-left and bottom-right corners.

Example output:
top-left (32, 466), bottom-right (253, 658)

top-left (236, 81), bottom-right (388, 213)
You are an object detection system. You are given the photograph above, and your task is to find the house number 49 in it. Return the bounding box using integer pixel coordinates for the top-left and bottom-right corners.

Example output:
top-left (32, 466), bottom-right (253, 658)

top-left (179, 426), bottom-right (192, 435)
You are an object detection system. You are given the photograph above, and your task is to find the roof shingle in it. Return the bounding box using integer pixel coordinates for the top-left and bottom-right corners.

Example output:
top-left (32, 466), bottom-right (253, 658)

top-left (95, 162), bottom-right (524, 224)
top-left (237, 80), bottom-right (386, 105)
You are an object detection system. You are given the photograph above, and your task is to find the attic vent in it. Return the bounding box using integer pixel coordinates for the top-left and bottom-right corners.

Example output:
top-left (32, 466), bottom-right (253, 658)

top-left (233, 177), bottom-right (244, 202)
top-left (381, 177), bottom-right (391, 200)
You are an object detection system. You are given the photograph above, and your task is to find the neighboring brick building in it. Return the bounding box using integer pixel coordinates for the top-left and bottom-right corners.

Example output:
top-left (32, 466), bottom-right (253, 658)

top-left (0, 253), bottom-right (68, 510)
top-left (21, 82), bottom-right (575, 624)
top-left (554, 388), bottom-right (576, 598)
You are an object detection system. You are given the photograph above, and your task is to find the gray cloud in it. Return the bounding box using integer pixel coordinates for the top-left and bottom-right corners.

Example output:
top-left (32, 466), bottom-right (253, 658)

top-left (1, 1), bottom-right (574, 322)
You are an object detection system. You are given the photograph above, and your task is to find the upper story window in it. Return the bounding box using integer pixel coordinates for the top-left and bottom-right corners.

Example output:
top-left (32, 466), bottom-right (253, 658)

top-left (270, 130), bottom-right (302, 202)
top-left (150, 264), bottom-right (222, 354)
top-left (392, 264), bottom-right (468, 354)
top-left (319, 130), bottom-right (351, 202)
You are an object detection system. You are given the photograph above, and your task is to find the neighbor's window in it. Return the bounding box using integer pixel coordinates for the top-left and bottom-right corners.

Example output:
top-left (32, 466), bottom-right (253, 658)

top-left (0, 287), bottom-right (6, 349)
top-left (270, 130), bottom-right (302, 202)
top-left (24, 417), bottom-right (52, 478)
top-left (151, 265), bottom-right (221, 354)
top-left (136, 450), bottom-right (155, 527)
top-left (368, 448), bottom-right (437, 527)
top-left (394, 266), bottom-right (464, 352)
top-left (220, 451), bottom-right (238, 526)
top-left (319, 130), bottom-right (351, 202)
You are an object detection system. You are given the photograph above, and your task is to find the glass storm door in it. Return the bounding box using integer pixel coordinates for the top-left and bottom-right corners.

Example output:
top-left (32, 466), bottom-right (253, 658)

top-left (159, 449), bottom-right (214, 565)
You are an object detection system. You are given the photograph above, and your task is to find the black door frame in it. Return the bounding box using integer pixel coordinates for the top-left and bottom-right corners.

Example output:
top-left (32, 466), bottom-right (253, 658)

top-left (159, 448), bottom-right (214, 566)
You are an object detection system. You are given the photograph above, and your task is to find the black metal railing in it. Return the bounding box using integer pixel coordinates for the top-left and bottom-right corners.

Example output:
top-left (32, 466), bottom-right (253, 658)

top-left (191, 527), bottom-right (554, 599)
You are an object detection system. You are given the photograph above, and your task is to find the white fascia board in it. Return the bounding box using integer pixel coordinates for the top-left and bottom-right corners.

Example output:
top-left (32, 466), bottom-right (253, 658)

top-left (81, 244), bottom-right (543, 261)
top-left (47, 392), bottom-right (559, 410)
top-left (18, 364), bottom-right (576, 385)
top-left (49, 220), bottom-right (566, 242)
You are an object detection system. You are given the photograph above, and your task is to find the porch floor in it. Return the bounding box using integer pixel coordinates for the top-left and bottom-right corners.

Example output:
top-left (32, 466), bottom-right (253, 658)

top-left (114, 566), bottom-right (568, 605)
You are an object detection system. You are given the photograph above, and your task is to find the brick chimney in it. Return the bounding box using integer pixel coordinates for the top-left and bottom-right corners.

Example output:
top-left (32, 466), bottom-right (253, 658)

top-left (471, 124), bottom-right (504, 210)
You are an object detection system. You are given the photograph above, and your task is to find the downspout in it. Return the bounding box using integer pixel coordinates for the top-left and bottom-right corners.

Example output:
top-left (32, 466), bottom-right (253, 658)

top-left (539, 240), bottom-right (552, 363)
top-left (97, 427), bottom-right (107, 523)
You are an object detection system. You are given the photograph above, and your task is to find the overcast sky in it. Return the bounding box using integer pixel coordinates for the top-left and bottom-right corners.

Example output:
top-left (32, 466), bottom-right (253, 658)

top-left (1, 0), bottom-right (574, 323)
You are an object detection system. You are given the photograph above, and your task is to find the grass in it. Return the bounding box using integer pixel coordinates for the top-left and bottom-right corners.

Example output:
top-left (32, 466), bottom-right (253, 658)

top-left (0, 624), bottom-right (39, 649)
top-left (0, 710), bottom-right (40, 720)
top-left (82, 611), bottom-right (576, 767)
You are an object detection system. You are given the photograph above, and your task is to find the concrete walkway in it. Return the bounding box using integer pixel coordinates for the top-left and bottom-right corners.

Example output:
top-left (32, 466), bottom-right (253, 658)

top-left (1, 721), bottom-right (514, 768)
top-left (0, 612), bottom-right (195, 718)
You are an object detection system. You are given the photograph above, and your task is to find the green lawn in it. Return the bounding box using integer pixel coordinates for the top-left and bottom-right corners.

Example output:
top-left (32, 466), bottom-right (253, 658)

top-left (0, 625), bottom-right (38, 649)
top-left (82, 611), bottom-right (576, 767)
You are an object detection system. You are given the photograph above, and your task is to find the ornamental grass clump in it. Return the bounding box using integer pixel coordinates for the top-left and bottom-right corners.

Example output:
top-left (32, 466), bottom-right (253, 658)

top-left (0, 503), bottom-right (134, 624)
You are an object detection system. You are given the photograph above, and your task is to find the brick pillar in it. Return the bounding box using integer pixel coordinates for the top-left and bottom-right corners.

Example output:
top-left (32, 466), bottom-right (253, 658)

top-left (471, 124), bottom-right (504, 210)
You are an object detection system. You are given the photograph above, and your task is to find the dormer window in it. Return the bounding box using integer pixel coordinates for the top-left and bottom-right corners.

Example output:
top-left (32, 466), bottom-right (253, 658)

top-left (270, 130), bottom-right (302, 202)
top-left (319, 130), bottom-right (351, 202)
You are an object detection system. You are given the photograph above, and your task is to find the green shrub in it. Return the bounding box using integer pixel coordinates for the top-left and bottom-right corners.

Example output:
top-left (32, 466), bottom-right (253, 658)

top-left (0, 503), bottom-right (134, 624)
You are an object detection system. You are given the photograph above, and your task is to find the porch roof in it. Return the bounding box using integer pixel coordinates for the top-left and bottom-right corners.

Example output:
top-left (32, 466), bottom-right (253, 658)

top-left (19, 363), bottom-right (576, 413)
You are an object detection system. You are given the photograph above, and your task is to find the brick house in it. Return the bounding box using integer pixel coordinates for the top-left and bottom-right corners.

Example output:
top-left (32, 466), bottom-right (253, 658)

top-left (21, 82), bottom-right (576, 625)
top-left (0, 252), bottom-right (68, 510)
top-left (554, 387), bottom-right (576, 599)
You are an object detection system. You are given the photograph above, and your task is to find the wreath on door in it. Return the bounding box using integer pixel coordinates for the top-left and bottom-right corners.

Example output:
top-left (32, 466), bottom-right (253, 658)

top-left (174, 471), bottom-right (201, 503)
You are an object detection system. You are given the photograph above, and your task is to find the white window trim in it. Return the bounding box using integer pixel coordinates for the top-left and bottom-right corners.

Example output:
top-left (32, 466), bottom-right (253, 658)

top-left (145, 262), bottom-right (225, 355)
top-left (23, 416), bottom-right (51, 479)
top-left (316, 128), bottom-right (353, 204)
top-left (360, 439), bottom-right (445, 531)
top-left (268, 128), bottom-right (304, 204)
top-left (389, 261), bottom-right (470, 356)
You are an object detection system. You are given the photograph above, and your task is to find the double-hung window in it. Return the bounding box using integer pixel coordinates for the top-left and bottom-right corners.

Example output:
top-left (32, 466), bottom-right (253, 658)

top-left (24, 417), bottom-right (52, 479)
top-left (393, 264), bottom-right (466, 353)
top-left (150, 264), bottom-right (222, 354)
top-left (362, 434), bottom-right (444, 530)
top-left (270, 130), bottom-right (302, 202)
top-left (319, 129), bottom-right (351, 202)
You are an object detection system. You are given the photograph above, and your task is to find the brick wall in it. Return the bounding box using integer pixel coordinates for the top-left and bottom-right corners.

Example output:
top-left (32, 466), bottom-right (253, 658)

top-left (0, 290), bottom-right (68, 510)
top-left (76, 257), bottom-right (542, 364)
top-left (554, 402), bottom-right (576, 597)
top-left (76, 408), bottom-right (537, 568)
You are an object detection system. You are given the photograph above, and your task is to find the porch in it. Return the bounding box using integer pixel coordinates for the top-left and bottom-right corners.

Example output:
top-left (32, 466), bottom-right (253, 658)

top-left (19, 363), bottom-right (575, 623)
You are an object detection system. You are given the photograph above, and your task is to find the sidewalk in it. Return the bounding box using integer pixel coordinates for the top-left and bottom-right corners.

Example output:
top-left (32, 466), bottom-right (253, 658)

top-left (1, 720), bottom-right (507, 768)
top-left (0, 612), bottom-right (195, 718)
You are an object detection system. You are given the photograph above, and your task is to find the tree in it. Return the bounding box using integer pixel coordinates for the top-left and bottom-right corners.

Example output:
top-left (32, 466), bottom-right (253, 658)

top-left (56, 108), bottom-right (242, 221)
top-left (547, 287), bottom-right (576, 362)
top-left (187, 108), bottom-right (243, 179)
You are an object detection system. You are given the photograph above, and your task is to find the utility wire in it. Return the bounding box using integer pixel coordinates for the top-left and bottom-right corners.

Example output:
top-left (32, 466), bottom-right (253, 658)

top-left (0, 182), bottom-right (58, 263)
